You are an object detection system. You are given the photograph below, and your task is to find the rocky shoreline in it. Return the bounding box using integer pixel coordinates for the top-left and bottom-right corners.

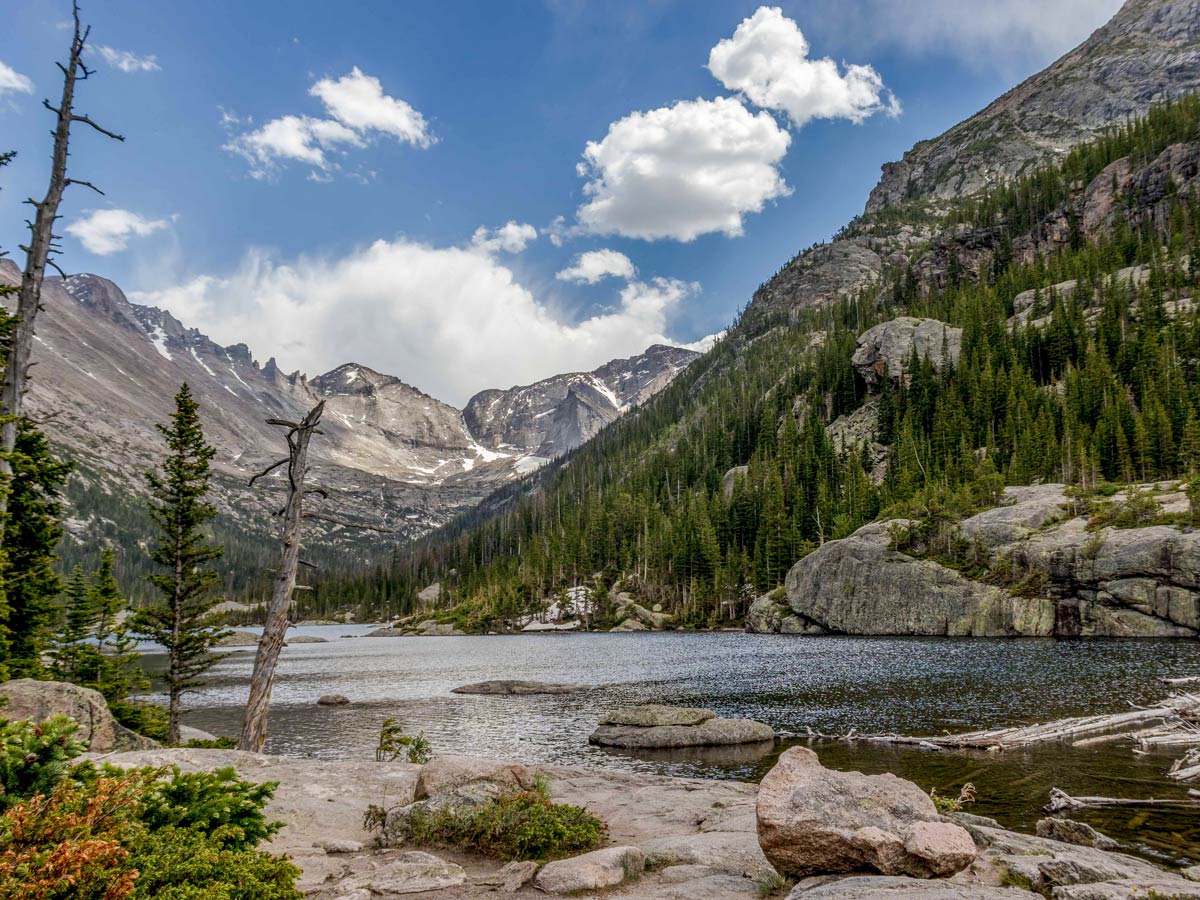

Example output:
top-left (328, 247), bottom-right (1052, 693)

top-left (95, 746), bottom-right (1200, 899)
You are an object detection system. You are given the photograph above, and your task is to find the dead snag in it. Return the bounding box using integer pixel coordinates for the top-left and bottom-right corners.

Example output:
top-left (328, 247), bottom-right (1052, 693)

top-left (0, 1), bottom-right (123, 525)
top-left (238, 401), bottom-right (325, 752)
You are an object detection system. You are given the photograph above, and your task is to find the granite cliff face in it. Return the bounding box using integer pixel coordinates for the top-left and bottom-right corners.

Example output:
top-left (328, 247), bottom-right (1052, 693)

top-left (0, 260), bottom-right (695, 564)
top-left (866, 0), bottom-right (1200, 213)
top-left (744, 0), bottom-right (1200, 328)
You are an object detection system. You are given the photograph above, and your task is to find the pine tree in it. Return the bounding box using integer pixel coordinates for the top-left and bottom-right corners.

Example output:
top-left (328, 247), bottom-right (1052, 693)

top-left (2, 420), bottom-right (71, 677)
top-left (89, 548), bottom-right (147, 708)
top-left (132, 384), bottom-right (227, 744)
top-left (48, 567), bottom-right (100, 684)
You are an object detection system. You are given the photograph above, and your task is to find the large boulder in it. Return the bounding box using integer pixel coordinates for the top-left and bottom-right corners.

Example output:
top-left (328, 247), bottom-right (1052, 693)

top-left (641, 831), bottom-right (776, 880)
top-left (0, 679), bottom-right (158, 752)
top-left (783, 521), bottom-right (1055, 636)
top-left (959, 484), bottom-right (1069, 548)
top-left (534, 846), bottom-right (645, 894)
top-left (756, 747), bottom-right (976, 879)
top-left (590, 717), bottom-right (775, 749)
top-left (852, 317), bottom-right (962, 389)
top-left (746, 595), bottom-right (826, 635)
top-left (413, 754), bottom-right (537, 801)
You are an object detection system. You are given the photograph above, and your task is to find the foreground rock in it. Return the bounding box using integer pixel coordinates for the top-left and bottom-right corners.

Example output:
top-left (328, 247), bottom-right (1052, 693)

top-left (534, 846), bottom-right (646, 893)
top-left (591, 705), bottom-right (774, 748)
top-left (757, 747), bottom-right (976, 878)
top-left (413, 754), bottom-right (537, 801)
top-left (327, 850), bottom-right (466, 896)
top-left (450, 680), bottom-right (588, 695)
top-left (0, 679), bottom-right (159, 752)
top-left (790, 875), bottom-right (1025, 899)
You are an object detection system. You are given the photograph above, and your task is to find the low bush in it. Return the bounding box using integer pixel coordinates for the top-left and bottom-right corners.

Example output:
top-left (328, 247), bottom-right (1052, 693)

top-left (0, 714), bottom-right (301, 898)
top-left (375, 779), bottom-right (606, 862)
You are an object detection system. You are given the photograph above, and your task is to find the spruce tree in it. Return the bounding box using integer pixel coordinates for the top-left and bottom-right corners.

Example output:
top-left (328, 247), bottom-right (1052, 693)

top-left (132, 384), bottom-right (227, 744)
top-left (90, 548), bottom-right (147, 708)
top-left (2, 420), bottom-right (71, 677)
top-left (48, 566), bottom-right (99, 684)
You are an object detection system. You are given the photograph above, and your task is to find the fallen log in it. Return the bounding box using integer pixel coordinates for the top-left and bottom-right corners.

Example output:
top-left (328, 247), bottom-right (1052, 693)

top-left (1162, 676), bottom-right (1200, 685)
top-left (1168, 749), bottom-right (1200, 782)
top-left (1045, 787), bottom-right (1199, 813)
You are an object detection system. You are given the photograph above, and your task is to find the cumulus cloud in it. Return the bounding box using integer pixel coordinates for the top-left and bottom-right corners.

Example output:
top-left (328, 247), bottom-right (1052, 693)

top-left (0, 61), bottom-right (33, 96)
top-left (471, 221), bottom-right (538, 254)
top-left (309, 68), bottom-right (432, 148)
top-left (224, 68), bottom-right (431, 179)
top-left (708, 7), bottom-right (899, 128)
top-left (556, 249), bottom-right (636, 284)
top-left (66, 209), bottom-right (169, 255)
top-left (130, 238), bottom-right (701, 406)
top-left (576, 96), bottom-right (791, 242)
top-left (94, 45), bottom-right (160, 73)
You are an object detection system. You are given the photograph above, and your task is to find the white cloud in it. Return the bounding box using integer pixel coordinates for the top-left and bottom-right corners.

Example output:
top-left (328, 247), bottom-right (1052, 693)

top-left (131, 238), bottom-right (700, 406)
top-left (556, 249), bottom-right (636, 284)
top-left (708, 7), bottom-right (899, 129)
top-left (682, 330), bottom-right (724, 354)
top-left (0, 61), bottom-right (33, 96)
top-left (94, 45), bottom-right (160, 73)
top-left (224, 68), bottom-right (432, 179)
top-left (821, 0), bottom-right (1122, 73)
top-left (471, 221), bottom-right (538, 254)
top-left (310, 68), bottom-right (433, 148)
top-left (576, 96), bottom-right (791, 242)
top-left (66, 209), bottom-right (169, 255)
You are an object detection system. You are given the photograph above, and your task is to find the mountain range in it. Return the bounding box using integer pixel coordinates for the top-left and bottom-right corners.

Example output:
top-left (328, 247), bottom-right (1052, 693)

top-left (0, 257), bottom-right (696, 584)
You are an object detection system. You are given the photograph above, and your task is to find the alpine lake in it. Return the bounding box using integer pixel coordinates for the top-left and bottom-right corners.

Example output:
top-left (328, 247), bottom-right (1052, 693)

top-left (140, 629), bottom-right (1200, 864)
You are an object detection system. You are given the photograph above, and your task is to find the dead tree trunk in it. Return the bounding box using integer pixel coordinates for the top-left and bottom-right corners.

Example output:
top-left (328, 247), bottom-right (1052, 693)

top-left (238, 400), bottom-right (325, 752)
top-left (0, 2), bottom-right (123, 525)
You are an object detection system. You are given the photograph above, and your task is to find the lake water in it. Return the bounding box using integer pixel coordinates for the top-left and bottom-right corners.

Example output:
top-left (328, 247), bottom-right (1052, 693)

top-left (142, 629), bottom-right (1200, 863)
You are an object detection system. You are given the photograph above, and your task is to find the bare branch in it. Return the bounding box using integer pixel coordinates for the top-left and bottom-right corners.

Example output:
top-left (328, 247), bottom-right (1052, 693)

top-left (70, 113), bottom-right (125, 142)
top-left (65, 178), bottom-right (105, 196)
top-left (248, 457), bottom-right (289, 487)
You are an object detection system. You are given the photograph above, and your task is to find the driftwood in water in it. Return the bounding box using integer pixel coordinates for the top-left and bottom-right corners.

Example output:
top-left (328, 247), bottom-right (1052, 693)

top-left (1169, 749), bottom-right (1200, 782)
top-left (1045, 787), bottom-right (1199, 813)
top-left (1162, 676), bottom-right (1200, 685)
top-left (815, 694), bottom-right (1200, 750)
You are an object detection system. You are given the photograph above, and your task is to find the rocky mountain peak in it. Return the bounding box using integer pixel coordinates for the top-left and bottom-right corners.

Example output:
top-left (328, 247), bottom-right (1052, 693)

top-left (865, 0), bottom-right (1200, 213)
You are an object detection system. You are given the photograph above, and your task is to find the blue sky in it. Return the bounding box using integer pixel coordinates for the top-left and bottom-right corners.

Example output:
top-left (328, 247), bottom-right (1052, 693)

top-left (1, 0), bottom-right (1121, 405)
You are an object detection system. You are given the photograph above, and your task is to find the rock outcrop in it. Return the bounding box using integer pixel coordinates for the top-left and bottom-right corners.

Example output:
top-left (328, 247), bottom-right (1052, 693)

top-left (865, 0), bottom-right (1200, 213)
top-left (852, 317), bottom-right (963, 389)
top-left (783, 521), bottom-right (1055, 637)
top-left (782, 484), bottom-right (1200, 638)
top-left (757, 747), bottom-right (976, 879)
top-left (0, 679), bottom-right (158, 752)
top-left (745, 594), bottom-right (826, 635)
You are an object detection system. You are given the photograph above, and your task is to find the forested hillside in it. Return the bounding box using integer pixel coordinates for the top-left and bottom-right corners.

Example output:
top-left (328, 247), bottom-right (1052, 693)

top-left (309, 97), bottom-right (1200, 629)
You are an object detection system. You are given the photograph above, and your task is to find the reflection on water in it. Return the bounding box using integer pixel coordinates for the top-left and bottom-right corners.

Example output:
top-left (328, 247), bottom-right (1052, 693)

top-left (141, 630), bottom-right (1200, 862)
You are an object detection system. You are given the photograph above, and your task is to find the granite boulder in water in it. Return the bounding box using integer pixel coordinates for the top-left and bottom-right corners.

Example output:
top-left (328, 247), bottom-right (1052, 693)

top-left (589, 704), bottom-right (774, 748)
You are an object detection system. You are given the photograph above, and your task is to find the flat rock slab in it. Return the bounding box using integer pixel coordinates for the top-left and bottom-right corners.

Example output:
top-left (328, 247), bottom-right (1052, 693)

top-left (328, 851), bottom-right (465, 896)
top-left (450, 680), bottom-right (588, 695)
top-left (590, 717), bottom-right (775, 748)
top-left (600, 704), bottom-right (717, 727)
top-left (534, 846), bottom-right (646, 893)
top-left (790, 875), bottom-right (1029, 899)
top-left (1051, 879), bottom-right (1200, 899)
top-left (640, 830), bottom-right (777, 880)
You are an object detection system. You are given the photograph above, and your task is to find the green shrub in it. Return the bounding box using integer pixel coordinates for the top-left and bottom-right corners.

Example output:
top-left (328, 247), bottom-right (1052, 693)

top-left (0, 718), bottom-right (300, 899)
top-left (124, 823), bottom-right (301, 900)
top-left (0, 715), bottom-right (85, 812)
top-left (375, 717), bottom-right (432, 764)
top-left (135, 766), bottom-right (284, 850)
top-left (376, 780), bottom-right (607, 862)
top-left (110, 699), bottom-right (170, 742)
top-left (185, 736), bottom-right (238, 749)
